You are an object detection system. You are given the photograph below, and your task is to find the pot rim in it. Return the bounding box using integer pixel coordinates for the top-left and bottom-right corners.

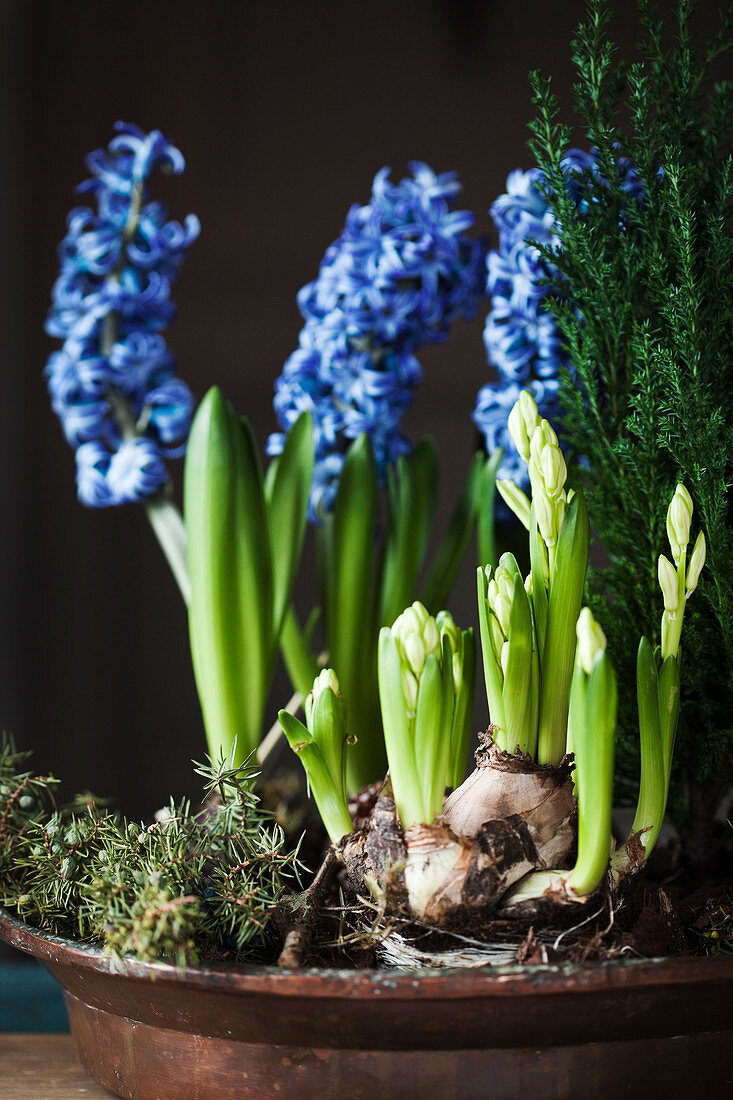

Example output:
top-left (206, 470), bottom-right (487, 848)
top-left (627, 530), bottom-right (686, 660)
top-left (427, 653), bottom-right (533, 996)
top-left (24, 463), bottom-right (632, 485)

top-left (2, 904), bottom-right (732, 1001)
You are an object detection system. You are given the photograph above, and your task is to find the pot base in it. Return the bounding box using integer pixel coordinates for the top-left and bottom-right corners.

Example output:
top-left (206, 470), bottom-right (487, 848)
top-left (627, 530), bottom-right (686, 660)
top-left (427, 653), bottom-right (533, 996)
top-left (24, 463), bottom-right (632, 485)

top-left (65, 990), bottom-right (732, 1100)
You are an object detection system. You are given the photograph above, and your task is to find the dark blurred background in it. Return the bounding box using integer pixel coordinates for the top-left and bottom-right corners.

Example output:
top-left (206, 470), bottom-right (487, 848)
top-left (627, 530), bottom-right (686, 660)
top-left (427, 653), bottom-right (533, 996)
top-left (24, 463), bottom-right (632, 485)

top-left (0, 0), bottom-right (723, 823)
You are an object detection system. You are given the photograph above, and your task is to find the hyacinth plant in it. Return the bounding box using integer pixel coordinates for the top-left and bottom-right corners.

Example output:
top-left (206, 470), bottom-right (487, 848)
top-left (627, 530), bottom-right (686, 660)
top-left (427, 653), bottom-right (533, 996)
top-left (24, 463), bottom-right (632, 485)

top-left (45, 121), bottom-right (199, 600)
top-left (267, 164), bottom-right (497, 792)
top-left (291, 391), bottom-right (705, 928)
top-left (45, 133), bottom-right (498, 779)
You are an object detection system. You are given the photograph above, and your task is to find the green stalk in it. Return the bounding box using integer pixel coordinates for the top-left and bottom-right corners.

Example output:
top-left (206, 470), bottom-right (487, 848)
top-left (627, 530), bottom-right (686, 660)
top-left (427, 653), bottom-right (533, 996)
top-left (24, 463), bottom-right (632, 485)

top-left (567, 652), bottom-right (617, 896)
top-left (528, 505), bottom-right (548, 657)
top-left (537, 492), bottom-right (589, 764)
top-left (279, 607), bottom-right (320, 699)
top-left (477, 448), bottom-right (503, 570)
top-left (476, 567), bottom-right (506, 735)
top-left (631, 637), bottom-right (667, 855)
top-left (658, 655), bottom-right (681, 785)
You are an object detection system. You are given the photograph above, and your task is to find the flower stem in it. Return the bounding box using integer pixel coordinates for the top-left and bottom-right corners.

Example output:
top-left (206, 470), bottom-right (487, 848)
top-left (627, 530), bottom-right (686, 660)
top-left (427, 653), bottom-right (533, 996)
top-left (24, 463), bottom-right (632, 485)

top-left (145, 494), bottom-right (190, 605)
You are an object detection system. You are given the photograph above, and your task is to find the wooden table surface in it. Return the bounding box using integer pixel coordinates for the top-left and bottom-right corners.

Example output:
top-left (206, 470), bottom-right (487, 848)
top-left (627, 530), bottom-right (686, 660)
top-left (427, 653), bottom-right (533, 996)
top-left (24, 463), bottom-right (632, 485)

top-left (0, 1035), bottom-right (115, 1098)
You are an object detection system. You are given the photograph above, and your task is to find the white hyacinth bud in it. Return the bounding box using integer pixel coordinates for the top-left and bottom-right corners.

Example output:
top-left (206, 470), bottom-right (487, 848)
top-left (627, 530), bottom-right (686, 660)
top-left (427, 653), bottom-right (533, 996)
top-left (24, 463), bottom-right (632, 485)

top-left (410, 601), bottom-right (429, 631)
top-left (496, 479), bottom-right (532, 530)
top-left (519, 389), bottom-right (540, 438)
top-left (489, 614), bottom-right (505, 663)
top-left (658, 554), bottom-right (679, 612)
top-left (576, 607), bottom-right (607, 675)
top-left (500, 640), bottom-right (510, 677)
top-left (493, 592), bottom-right (512, 638)
top-left (313, 667), bottom-right (339, 700)
top-left (306, 667), bottom-right (340, 727)
top-left (685, 530), bottom-right (706, 597)
top-left (533, 483), bottom-right (556, 547)
top-left (495, 563), bottom-right (514, 603)
top-left (436, 610), bottom-right (459, 654)
top-left (508, 402), bottom-right (531, 461)
top-left (540, 444), bottom-right (567, 498)
top-left (401, 667), bottom-right (419, 715)
top-left (404, 633), bottom-right (427, 677)
top-left (422, 615), bottom-right (441, 656)
top-left (666, 484), bottom-right (693, 564)
top-left (452, 651), bottom-right (462, 692)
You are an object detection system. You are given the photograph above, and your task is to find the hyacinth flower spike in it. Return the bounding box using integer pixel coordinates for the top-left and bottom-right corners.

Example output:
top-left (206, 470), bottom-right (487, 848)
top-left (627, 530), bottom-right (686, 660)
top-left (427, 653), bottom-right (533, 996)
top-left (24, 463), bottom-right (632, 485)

top-left (612, 485), bottom-right (706, 877)
top-left (279, 670), bottom-right (354, 845)
top-left (487, 389), bottom-right (589, 765)
top-left (45, 123), bottom-right (200, 602)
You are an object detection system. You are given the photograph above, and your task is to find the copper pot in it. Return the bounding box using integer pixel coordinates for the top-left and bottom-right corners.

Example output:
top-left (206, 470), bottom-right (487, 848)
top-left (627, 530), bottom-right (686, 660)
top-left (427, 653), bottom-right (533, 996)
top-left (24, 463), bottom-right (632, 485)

top-left (1, 906), bottom-right (731, 1099)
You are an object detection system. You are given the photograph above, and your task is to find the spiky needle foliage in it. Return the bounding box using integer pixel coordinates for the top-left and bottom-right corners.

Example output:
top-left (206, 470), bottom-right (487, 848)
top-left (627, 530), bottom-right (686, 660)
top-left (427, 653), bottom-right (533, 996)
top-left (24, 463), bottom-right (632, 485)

top-left (0, 737), bottom-right (301, 966)
top-left (527, 0), bottom-right (733, 806)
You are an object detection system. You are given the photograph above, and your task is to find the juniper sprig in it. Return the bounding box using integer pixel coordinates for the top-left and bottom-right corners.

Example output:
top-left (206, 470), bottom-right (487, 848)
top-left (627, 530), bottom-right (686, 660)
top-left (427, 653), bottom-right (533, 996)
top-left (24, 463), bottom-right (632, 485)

top-left (526, 0), bottom-right (733, 818)
top-left (0, 737), bottom-right (302, 965)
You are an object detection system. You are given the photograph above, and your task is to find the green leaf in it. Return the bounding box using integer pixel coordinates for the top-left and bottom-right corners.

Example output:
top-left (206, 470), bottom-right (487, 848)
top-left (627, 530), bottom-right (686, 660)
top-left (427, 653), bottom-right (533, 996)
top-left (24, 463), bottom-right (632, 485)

top-left (502, 573), bottom-right (534, 754)
top-left (421, 452), bottom-right (483, 612)
top-left (414, 653), bottom-right (446, 822)
top-left (265, 411), bottom-right (314, 635)
top-left (450, 629), bottom-right (476, 789)
top-left (377, 629), bottom-right (423, 827)
top-left (326, 435), bottom-right (382, 791)
top-left (279, 711), bottom-right (352, 843)
top-left (312, 686), bottom-right (346, 790)
top-left (477, 448), bottom-right (504, 569)
top-left (379, 437), bottom-right (439, 628)
top-left (537, 491), bottom-right (590, 764)
top-left (279, 607), bottom-right (320, 699)
top-left (476, 567), bottom-right (506, 736)
top-left (569, 651), bottom-right (617, 896)
top-left (184, 387), bottom-right (274, 764)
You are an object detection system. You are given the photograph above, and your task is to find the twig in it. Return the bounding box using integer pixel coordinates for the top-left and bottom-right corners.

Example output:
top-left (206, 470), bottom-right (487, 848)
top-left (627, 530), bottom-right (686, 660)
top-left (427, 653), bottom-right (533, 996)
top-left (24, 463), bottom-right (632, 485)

top-left (277, 847), bottom-right (340, 968)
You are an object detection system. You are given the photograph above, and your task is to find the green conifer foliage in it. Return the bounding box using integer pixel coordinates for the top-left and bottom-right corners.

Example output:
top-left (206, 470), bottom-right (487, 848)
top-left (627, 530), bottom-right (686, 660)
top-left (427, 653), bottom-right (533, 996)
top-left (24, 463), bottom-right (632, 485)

top-left (527, 0), bottom-right (733, 809)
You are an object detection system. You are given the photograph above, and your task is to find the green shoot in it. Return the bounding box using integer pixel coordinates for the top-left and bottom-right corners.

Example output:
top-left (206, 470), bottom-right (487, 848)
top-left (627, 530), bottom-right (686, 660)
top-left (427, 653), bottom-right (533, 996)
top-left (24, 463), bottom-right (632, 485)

top-left (185, 388), bottom-right (312, 763)
top-left (279, 670), bottom-right (354, 844)
top-left (378, 602), bottom-right (474, 828)
top-left (566, 609), bottom-right (617, 897)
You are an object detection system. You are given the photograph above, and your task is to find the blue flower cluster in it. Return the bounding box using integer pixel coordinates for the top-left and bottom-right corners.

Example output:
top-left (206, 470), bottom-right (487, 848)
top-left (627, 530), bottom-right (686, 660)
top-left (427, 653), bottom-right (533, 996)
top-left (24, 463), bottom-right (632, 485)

top-left (45, 122), bottom-right (199, 507)
top-left (473, 148), bottom-right (643, 488)
top-left (268, 163), bottom-right (485, 518)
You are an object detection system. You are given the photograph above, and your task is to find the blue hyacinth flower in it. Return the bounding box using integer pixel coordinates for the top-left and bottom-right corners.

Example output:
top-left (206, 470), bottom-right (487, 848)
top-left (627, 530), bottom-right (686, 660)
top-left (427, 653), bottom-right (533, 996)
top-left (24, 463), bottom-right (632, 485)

top-left (269, 162), bottom-right (486, 520)
top-left (474, 147), bottom-right (644, 495)
top-left (45, 122), bottom-right (199, 507)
